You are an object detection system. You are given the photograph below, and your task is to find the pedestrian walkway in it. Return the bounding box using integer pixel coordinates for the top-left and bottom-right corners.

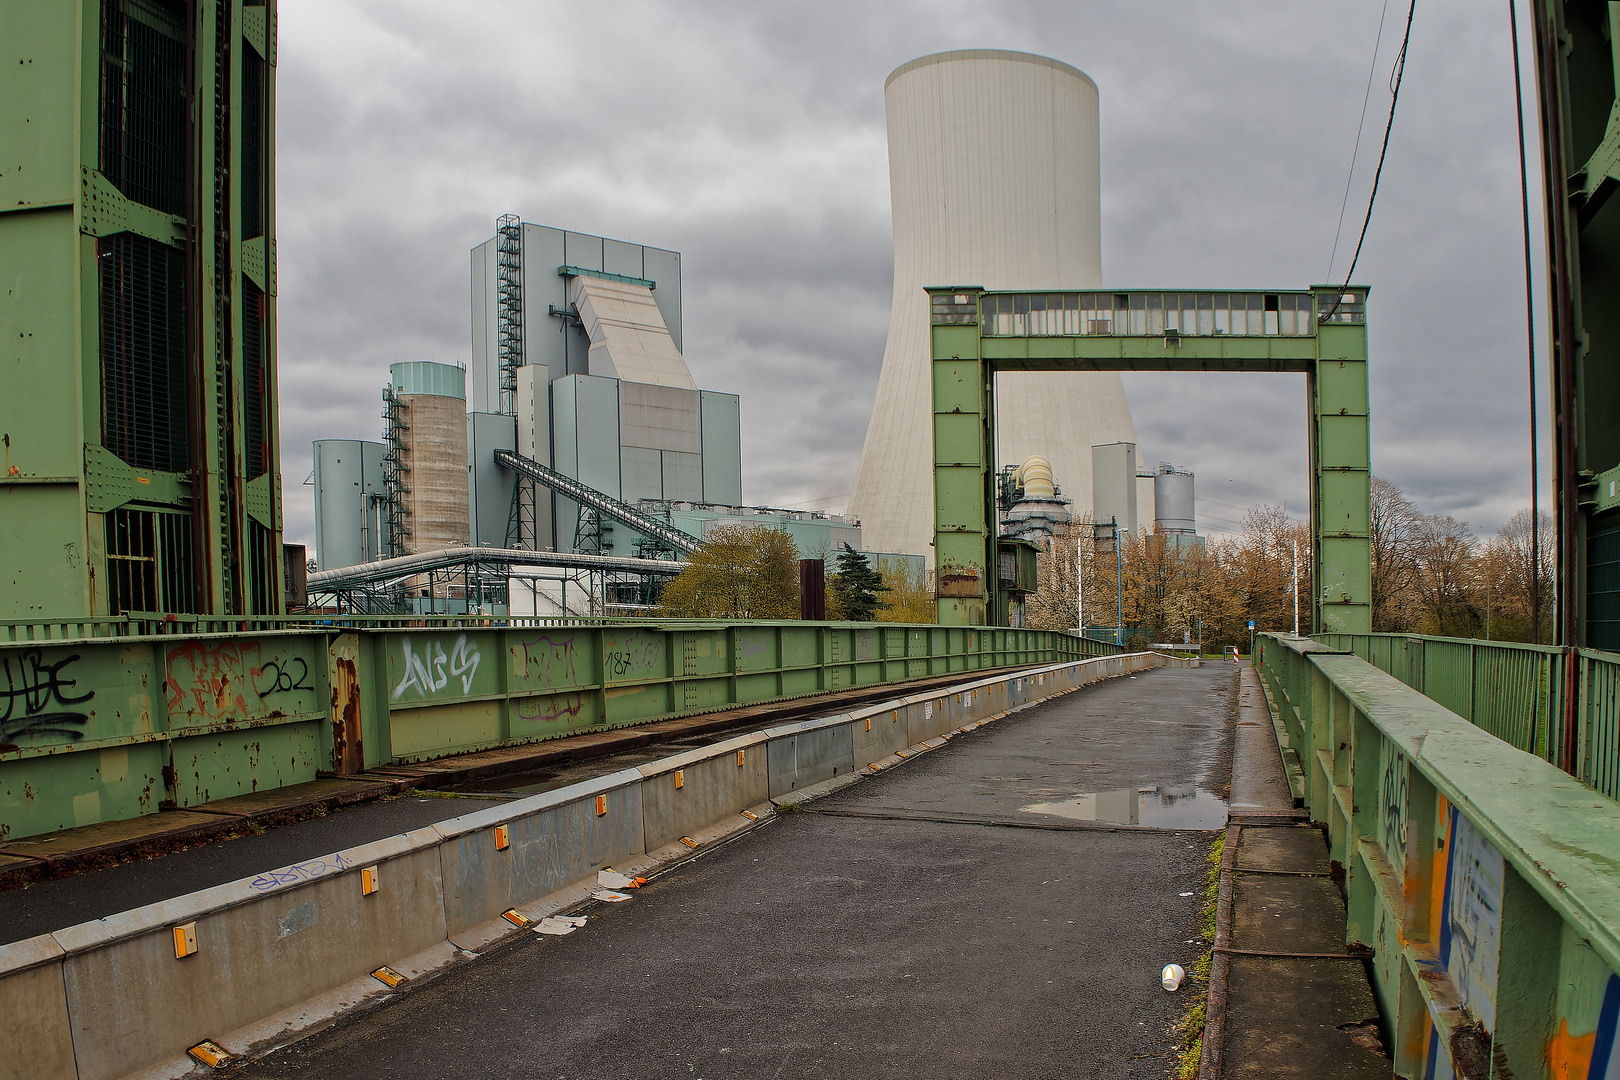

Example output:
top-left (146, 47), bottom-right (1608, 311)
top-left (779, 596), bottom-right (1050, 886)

top-left (234, 664), bottom-right (1238, 1080)
top-left (1203, 665), bottom-right (1387, 1078)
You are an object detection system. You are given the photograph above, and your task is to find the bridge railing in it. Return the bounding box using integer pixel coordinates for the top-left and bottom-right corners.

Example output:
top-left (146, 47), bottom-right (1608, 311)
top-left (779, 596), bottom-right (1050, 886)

top-left (0, 620), bottom-right (1116, 844)
top-left (1316, 631), bottom-right (1620, 801)
top-left (1256, 633), bottom-right (1620, 1079)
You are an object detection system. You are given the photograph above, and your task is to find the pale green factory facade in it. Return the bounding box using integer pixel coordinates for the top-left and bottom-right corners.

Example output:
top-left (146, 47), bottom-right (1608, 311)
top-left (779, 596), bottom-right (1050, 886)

top-left (1, 0), bottom-right (284, 620)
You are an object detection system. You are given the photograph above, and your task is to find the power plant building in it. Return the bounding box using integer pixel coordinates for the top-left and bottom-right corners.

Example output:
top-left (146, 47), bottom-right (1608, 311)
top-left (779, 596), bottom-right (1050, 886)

top-left (1, 1), bottom-right (286, 618)
top-left (468, 220), bottom-right (742, 555)
top-left (849, 50), bottom-right (1139, 564)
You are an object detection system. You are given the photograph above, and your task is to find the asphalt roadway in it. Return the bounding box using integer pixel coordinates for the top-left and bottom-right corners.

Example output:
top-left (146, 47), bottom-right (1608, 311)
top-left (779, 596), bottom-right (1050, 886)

top-left (235, 664), bottom-right (1238, 1080)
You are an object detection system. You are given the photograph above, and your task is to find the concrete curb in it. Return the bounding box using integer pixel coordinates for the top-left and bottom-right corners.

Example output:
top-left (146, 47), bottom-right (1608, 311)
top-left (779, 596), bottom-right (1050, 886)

top-left (0, 651), bottom-right (1171, 1080)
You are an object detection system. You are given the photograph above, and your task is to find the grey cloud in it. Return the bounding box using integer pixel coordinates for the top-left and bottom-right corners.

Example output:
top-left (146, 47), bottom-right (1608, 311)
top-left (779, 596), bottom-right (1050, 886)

top-left (273, 1), bottom-right (1548, 552)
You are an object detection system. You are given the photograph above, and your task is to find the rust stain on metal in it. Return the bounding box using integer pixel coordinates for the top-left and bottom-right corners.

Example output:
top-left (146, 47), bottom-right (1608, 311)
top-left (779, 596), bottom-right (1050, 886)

top-left (330, 655), bottom-right (363, 774)
top-left (937, 560), bottom-right (982, 598)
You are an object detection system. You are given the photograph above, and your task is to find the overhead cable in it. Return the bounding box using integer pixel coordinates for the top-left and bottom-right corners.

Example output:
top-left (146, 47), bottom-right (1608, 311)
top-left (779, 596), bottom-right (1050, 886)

top-left (1327, 0), bottom-right (1393, 282)
top-left (1341, 0), bottom-right (1418, 287)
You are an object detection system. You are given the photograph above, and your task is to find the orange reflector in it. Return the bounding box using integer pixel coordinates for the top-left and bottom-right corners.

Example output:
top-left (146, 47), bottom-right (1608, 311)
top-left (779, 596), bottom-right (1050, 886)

top-left (502, 909), bottom-right (532, 928)
top-left (741, 809), bottom-right (758, 820)
top-left (596, 795), bottom-right (607, 816)
top-left (494, 824), bottom-right (510, 850)
top-left (865, 717), bottom-right (871, 731)
top-left (361, 866), bottom-right (380, 895)
top-left (173, 922), bottom-right (197, 959)
top-left (371, 966), bottom-right (406, 988)
top-left (736, 749), bottom-right (745, 767)
top-left (187, 1041), bottom-right (230, 1069)
top-left (679, 836), bottom-right (699, 848)
top-left (674, 769), bottom-right (684, 789)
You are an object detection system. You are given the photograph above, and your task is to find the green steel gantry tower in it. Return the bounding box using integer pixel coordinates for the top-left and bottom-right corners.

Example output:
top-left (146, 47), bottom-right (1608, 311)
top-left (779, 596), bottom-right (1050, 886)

top-left (0, 0), bottom-right (283, 620)
top-left (1532, 1), bottom-right (1620, 651)
top-left (929, 286), bottom-right (1371, 633)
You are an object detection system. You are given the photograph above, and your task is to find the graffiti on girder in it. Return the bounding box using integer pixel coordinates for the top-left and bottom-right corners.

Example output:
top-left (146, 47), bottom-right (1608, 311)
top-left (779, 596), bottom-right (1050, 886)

top-left (0, 648), bottom-right (93, 747)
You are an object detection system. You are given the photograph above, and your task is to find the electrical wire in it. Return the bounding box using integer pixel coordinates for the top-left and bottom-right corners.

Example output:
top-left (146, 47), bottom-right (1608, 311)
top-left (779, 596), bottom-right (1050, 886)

top-left (1341, 0), bottom-right (1418, 287)
top-left (1327, 0), bottom-right (1393, 282)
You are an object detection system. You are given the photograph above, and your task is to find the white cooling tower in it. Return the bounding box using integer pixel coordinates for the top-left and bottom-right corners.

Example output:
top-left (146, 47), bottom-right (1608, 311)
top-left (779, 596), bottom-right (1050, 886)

top-left (849, 50), bottom-right (1137, 563)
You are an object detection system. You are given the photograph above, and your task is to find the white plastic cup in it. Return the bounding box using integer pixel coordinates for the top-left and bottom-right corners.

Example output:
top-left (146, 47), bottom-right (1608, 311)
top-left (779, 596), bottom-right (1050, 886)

top-left (1161, 963), bottom-right (1186, 991)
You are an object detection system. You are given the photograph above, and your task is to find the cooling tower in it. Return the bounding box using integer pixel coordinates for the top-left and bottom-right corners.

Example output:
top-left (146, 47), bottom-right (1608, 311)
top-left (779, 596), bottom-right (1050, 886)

top-left (849, 50), bottom-right (1138, 563)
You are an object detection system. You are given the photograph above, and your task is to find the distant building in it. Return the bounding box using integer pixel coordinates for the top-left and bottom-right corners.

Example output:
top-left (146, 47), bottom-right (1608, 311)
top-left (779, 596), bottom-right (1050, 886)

top-left (1, 2), bottom-right (285, 618)
top-left (469, 219), bottom-right (742, 555)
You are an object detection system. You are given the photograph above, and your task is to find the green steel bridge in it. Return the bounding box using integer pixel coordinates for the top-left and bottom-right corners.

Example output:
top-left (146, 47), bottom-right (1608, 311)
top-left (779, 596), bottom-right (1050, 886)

top-left (8, 2), bottom-right (1620, 1077)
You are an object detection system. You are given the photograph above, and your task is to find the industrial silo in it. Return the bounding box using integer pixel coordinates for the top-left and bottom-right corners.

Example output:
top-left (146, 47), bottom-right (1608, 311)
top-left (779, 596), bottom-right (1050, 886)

top-left (386, 362), bottom-right (470, 555)
top-left (1153, 464), bottom-right (1196, 536)
top-left (312, 439), bottom-right (387, 570)
top-left (849, 50), bottom-right (1138, 563)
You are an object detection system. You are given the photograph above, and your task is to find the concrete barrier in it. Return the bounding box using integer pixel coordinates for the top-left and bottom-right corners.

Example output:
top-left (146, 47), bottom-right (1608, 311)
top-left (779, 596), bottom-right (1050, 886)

top-left (0, 651), bottom-right (1175, 1080)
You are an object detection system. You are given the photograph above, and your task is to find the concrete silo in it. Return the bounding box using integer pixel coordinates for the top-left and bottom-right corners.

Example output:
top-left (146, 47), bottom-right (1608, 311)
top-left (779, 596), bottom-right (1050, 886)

top-left (1153, 464), bottom-right (1197, 536)
top-left (384, 362), bottom-right (470, 557)
top-left (849, 50), bottom-right (1138, 563)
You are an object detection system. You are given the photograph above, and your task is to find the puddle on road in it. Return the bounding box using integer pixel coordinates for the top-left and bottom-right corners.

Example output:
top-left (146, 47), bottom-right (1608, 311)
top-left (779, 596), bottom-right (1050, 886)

top-left (1021, 785), bottom-right (1227, 829)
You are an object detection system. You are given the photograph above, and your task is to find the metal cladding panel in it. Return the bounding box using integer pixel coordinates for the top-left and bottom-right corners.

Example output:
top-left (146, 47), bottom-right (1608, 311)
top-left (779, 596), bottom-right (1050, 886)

top-left (642, 247), bottom-right (683, 352)
top-left (0, 207), bottom-right (88, 617)
top-left (603, 239), bottom-right (644, 278)
top-left (514, 366), bottom-right (549, 464)
top-left (1091, 441), bottom-right (1138, 534)
top-left (564, 232), bottom-right (604, 271)
top-left (558, 375), bottom-right (621, 500)
top-left (570, 277), bottom-right (696, 389)
top-left (468, 238), bottom-right (499, 413)
top-left (619, 381), bottom-right (700, 453)
top-left (661, 451), bottom-right (703, 502)
top-left (700, 392), bottom-right (743, 505)
top-left (467, 413), bottom-right (516, 549)
top-left (312, 440), bottom-right (386, 570)
top-left (620, 446), bottom-right (662, 503)
top-left (389, 361), bottom-right (465, 400)
top-left (519, 224), bottom-right (569, 383)
top-left (831, 525), bottom-right (862, 550)
top-left (551, 378), bottom-right (578, 476)
top-left (0, 3), bottom-right (79, 210)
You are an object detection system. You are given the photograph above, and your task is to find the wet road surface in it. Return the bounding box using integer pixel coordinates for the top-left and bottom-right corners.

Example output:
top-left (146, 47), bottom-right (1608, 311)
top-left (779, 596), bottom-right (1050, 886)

top-left (236, 664), bottom-right (1237, 1080)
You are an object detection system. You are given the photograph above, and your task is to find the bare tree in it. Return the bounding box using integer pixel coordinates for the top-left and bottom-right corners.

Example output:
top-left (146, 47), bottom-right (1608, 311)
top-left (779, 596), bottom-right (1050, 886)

top-left (1479, 509), bottom-right (1553, 643)
top-left (1411, 515), bottom-right (1477, 636)
top-left (1370, 476), bottom-right (1422, 632)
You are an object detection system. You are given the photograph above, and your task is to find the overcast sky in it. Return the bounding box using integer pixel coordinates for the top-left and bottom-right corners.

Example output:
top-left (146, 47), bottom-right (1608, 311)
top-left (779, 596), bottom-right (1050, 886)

top-left (274, 0), bottom-right (1548, 548)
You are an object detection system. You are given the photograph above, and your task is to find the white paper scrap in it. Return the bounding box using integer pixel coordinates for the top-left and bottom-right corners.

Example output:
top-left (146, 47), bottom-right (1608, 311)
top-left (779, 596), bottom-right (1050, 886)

top-left (591, 888), bottom-right (633, 902)
top-left (598, 870), bottom-right (636, 889)
top-left (533, 918), bottom-right (578, 936)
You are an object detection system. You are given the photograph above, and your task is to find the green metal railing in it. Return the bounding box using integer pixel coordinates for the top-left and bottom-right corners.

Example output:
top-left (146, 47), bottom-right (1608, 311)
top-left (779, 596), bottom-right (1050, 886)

top-left (0, 620), bottom-right (1114, 843)
top-left (1256, 633), bottom-right (1620, 1079)
top-left (1317, 632), bottom-right (1620, 802)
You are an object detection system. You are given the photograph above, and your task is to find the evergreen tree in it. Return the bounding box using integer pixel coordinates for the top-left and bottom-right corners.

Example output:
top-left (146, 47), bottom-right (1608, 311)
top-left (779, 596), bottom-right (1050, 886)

top-left (829, 544), bottom-right (888, 621)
